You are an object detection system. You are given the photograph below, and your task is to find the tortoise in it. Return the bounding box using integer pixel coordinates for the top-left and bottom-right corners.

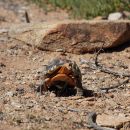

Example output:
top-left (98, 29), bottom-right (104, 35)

top-left (38, 57), bottom-right (84, 96)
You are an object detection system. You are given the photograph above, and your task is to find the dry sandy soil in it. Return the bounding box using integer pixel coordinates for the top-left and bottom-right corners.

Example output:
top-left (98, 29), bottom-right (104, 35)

top-left (0, 0), bottom-right (130, 130)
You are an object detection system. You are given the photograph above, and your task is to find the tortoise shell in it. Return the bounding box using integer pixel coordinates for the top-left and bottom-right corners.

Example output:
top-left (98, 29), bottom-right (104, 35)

top-left (44, 58), bottom-right (82, 90)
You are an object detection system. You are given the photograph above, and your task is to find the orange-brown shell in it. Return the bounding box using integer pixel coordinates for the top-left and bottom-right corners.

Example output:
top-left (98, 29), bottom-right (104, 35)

top-left (44, 64), bottom-right (76, 89)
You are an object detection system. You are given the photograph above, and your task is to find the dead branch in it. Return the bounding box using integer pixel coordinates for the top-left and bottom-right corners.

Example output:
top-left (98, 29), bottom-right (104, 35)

top-left (25, 11), bottom-right (30, 23)
top-left (94, 49), bottom-right (130, 78)
top-left (80, 55), bottom-right (130, 78)
top-left (87, 112), bottom-right (116, 130)
top-left (54, 106), bottom-right (88, 113)
top-left (80, 47), bottom-right (130, 92)
top-left (99, 78), bottom-right (129, 93)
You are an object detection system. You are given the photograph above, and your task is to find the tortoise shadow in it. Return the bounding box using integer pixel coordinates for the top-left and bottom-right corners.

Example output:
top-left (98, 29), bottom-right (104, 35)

top-left (48, 86), bottom-right (94, 97)
top-left (82, 89), bottom-right (95, 97)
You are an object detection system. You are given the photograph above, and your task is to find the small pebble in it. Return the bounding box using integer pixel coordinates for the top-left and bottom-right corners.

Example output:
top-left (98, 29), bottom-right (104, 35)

top-left (56, 49), bottom-right (64, 52)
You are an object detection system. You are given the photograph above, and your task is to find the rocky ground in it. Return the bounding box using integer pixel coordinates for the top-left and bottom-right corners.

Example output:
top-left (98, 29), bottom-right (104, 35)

top-left (0, 0), bottom-right (130, 130)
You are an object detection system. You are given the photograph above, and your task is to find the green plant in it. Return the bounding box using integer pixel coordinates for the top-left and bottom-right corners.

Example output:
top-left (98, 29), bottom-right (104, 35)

top-left (31, 0), bottom-right (130, 19)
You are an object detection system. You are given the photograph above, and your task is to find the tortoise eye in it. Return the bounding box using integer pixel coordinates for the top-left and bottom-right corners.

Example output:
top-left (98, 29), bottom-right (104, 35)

top-left (68, 63), bottom-right (72, 66)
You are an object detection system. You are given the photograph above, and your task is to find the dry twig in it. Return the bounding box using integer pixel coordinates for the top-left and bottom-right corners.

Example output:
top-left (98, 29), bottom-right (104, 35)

top-left (99, 78), bottom-right (129, 92)
top-left (87, 112), bottom-right (116, 130)
top-left (25, 11), bottom-right (30, 23)
top-left (94, 49), bottom-right (130, 78)
top-left (80, 47), bottom-right (130, 92)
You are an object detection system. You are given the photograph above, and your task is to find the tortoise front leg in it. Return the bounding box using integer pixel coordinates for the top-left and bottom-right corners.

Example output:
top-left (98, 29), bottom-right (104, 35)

top-left (70, 61), bottom-right (84, 96)
top-left (75, 79), bottom-right (84, 96)
top-left (76, 88), bottom-right (84, 96)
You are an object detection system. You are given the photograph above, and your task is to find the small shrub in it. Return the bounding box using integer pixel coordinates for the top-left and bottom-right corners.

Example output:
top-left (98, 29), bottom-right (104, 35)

top-left (31, 0), bottom-right (130, 19)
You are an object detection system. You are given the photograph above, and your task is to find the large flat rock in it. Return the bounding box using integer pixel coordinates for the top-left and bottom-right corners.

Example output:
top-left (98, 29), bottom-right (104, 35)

top-left (97, 113), bottom-right (130, 129)
top-left (9, 20), bottom-right (130, 54)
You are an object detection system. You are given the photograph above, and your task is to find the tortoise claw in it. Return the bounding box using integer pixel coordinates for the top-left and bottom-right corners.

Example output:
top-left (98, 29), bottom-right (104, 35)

top-left (76, 88), bottom-right (84, 96)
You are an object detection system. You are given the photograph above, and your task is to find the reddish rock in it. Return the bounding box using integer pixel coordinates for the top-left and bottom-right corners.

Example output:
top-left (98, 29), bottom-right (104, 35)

top-left (9, 20), bottom-right (130, 54)
top-left (97, 113), bottom-right (130, 129)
